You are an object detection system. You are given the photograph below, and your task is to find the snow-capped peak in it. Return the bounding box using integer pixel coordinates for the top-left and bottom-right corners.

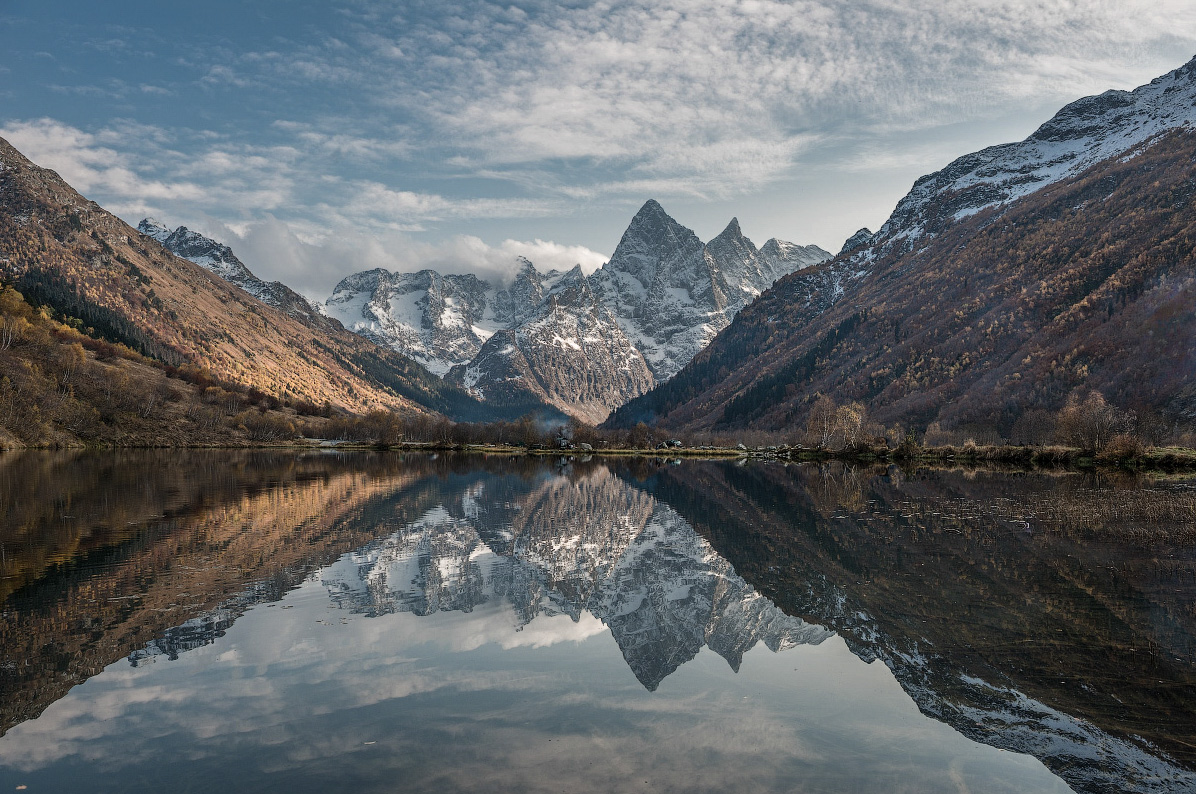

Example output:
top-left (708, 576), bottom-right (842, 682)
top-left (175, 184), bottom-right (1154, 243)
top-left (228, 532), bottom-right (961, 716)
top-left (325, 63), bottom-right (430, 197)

top-left (867, 53), bottom-right (1196, 255)
top-left (136, 217), bottom-right (171, 243)
top-left (838, 228), bottom-right (874, 255)
top-left (139, 217), bottom-right (322, 325)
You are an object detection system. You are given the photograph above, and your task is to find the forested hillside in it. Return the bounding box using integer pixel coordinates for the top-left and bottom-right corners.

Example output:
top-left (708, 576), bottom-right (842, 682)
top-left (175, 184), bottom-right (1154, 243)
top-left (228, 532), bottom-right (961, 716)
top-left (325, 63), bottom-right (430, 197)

top-left (0, 137), bottom-right (500, 422)
top-left (609, 130), bottom-right (1196, 439)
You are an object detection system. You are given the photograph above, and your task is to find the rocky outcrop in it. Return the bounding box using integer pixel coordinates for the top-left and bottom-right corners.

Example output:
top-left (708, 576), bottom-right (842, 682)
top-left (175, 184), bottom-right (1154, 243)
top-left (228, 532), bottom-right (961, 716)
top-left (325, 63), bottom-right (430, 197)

top-left (590, 202), bottom-right (831, 380)
top-left (446, 267), bottom-right (655, 423)
top-left (837, 227), bottom-right (873, 255)
top-left (137, 219), bottom-right (329, 330)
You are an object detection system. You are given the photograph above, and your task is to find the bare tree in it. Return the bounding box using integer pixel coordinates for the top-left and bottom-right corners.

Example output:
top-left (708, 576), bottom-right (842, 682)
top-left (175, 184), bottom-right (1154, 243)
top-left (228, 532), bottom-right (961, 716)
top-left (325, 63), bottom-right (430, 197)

top-left (834, 402), bottom-right (867, 448)
top-left (1055, 391), bottom-right (1136, 451)
top-left (806, 395), bottom-right (839, 448)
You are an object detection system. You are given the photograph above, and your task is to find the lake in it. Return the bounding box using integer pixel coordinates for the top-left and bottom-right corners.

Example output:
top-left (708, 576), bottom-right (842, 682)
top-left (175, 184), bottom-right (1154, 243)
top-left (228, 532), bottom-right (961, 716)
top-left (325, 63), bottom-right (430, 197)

top-left (1, 451), bottom-right (1194, 793)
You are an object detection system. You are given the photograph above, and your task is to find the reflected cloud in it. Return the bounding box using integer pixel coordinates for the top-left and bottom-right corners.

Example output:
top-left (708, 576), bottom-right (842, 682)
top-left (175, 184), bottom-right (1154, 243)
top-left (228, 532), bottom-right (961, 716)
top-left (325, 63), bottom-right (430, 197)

top-left (318, 471), bottom-right (830, 690)
top-left (1, 453), bottom-right (1192, 793)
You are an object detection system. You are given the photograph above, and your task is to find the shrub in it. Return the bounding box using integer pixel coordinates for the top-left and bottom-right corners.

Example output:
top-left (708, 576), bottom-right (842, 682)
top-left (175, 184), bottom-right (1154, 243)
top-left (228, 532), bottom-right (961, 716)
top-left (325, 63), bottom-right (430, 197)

top-left (1097, 433), bottom-right (1146, 462)
top-left (235, 410), bottom-right (297, 442)
top-left (1055, 391), bottom-right (1136, 451)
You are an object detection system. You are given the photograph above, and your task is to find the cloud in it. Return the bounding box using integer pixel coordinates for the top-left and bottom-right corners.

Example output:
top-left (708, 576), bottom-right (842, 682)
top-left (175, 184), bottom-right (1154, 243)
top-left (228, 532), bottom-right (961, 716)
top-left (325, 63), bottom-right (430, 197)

top-left (497, 239), bottom-right (607, 275)
top-left (0, 117), bottom-right (561, 258)
top-left (199, 64), bottom-right (253, 88)
top-left (272, 122), bottom-right (414, 160)
top-left (330, 181), bottom-right (562, 227)
top-left (0, 118), bottom-right (206, 214)
top-left (5, 2), bottom-right (1196, 290)
top-left (341, 0), bottom-right (1196, 196)
top-left (108, 0), bottom-right (1186, 214)
top-left (192, 215), bottom-right (608, 299)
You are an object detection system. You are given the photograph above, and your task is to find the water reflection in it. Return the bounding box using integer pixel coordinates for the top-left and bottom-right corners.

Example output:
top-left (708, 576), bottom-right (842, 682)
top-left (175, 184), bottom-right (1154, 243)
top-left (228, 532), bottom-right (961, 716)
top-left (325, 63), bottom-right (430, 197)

top-left (319, 470), bottom-right (828, 689)
top-left (0, 451), bottom-right (1194, 793)
top-left (644, 460), bottom-right (1196, 794)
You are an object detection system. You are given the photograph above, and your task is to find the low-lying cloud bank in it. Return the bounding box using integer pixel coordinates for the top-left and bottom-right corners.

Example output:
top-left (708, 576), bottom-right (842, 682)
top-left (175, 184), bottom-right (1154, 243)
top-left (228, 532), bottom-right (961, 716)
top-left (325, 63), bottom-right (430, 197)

top-left (199, 216), bottom-right (608, 298)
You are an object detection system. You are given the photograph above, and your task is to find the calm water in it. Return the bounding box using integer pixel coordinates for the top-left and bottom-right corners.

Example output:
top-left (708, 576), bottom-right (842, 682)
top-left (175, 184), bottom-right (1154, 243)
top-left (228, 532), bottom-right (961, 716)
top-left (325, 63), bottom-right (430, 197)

top-left (1, 452), bottom-right (1194, 793)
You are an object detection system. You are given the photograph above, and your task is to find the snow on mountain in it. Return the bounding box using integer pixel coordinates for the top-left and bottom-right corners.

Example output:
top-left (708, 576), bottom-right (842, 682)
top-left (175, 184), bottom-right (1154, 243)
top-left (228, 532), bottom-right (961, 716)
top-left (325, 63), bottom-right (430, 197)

top-left (137, 218), bottom-right (327, 328)
top-left (324, 268), bottom-right (501, 375)
top-left (837, 227), bottom-right (874, 255)
top-left (137, 217), bottom-right (171, 243)
top-left (770, 55), bottom-right (1196, 350)
top-left (867, 54), bottom-right (1196, 257)
top-left (319, 466), bottom-right (830, 690)
top-left (589, 201), bottom-right (832, 380)
top-left (321, 257), bottom-right (570, 377)
top-left (446, 266), bottom-right (655, 423)
top-left (759, 236), bottom-right (832, 280)
top-left (326, 204), bottom-right (828, 418)
top-left (140, 219), bottom-right (260, 293)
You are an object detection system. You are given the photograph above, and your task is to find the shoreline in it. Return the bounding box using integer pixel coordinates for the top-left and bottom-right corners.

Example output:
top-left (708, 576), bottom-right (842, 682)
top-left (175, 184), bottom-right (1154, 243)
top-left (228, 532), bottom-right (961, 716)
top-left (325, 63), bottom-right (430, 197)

top-left (4, 438), bottom-right (1196, 473)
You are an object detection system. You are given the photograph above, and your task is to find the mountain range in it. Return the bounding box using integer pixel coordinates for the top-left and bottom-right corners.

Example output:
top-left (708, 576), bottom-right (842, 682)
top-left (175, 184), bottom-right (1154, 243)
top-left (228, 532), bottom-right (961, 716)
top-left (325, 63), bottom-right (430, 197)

top-left (137, 218), bottom-right (331, 330)
top-left (6, 54), bottom-right (1196, 434)
top-left (609, 54), bottom-right (1196, 435)
top-left (320, 201), bottom-right (829, 421)
top-left (0, 137), bottom-right (505, 422)
top-left (140, 202), bottom-right (827, 424)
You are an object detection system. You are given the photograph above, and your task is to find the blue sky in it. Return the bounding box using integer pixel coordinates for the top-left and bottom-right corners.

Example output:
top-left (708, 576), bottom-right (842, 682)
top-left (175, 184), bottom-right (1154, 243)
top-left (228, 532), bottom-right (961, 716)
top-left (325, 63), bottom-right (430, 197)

top-left (3, 1), bottom-right (1195, 296)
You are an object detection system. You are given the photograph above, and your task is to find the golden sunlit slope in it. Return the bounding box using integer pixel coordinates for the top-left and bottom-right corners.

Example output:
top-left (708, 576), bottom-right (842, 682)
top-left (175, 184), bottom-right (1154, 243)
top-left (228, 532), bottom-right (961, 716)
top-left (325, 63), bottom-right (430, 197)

top-left (0, 137), bottom-right (501, 420)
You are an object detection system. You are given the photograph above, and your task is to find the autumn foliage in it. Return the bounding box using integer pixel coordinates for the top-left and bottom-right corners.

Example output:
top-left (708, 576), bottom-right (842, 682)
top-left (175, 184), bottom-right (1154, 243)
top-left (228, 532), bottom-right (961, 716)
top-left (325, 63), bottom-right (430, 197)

top-left (609, 130), bottom-right (1196, 442)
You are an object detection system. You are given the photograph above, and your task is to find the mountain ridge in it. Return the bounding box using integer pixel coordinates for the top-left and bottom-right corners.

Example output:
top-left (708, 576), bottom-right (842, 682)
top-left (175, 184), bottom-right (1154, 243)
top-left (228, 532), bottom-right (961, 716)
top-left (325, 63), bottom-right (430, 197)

top-left (606, 54), bottom-right (1196, 435)
top-left (137, 218), bottom-right (331, 330)
top-left (325, 200), bottom-right (829, 421)
top-left (0, 136), bottom-right (503, 420)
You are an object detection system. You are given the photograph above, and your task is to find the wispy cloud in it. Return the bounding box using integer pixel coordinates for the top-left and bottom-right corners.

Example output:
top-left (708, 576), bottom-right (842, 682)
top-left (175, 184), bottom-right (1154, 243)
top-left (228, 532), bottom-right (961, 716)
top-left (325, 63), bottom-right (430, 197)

top-left (333, 0), bottom-right (1196, 194)
top-left (0, 117), bottom-right (559, 248)
top-left (0, 118), bottom-right (206, 213)
top-left (3, 1), bottom-right (1195, 284)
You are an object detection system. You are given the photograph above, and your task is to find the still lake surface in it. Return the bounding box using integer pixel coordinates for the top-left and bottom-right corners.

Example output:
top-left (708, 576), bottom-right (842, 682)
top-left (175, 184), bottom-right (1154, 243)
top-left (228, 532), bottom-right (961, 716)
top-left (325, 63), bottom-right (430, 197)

top-left (1, 451), bottom-right (1194, 793)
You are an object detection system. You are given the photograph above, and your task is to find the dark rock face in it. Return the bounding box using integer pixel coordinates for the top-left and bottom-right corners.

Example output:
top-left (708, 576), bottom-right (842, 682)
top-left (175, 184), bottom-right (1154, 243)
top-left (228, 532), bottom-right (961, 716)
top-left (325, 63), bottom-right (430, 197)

top-left (838, 227), bottom-right (873, 255)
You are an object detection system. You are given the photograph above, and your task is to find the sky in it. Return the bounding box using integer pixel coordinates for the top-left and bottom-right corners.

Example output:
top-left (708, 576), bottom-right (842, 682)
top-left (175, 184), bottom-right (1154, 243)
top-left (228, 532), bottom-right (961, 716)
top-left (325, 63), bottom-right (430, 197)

top-left (2, 1), bottom-right (1195, 297)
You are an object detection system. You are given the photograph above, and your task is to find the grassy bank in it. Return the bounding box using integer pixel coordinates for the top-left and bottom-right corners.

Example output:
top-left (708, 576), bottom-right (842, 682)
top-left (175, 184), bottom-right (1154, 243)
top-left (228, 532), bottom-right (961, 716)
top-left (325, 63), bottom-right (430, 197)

top-left (7, 427), bottom-right (1196, 474)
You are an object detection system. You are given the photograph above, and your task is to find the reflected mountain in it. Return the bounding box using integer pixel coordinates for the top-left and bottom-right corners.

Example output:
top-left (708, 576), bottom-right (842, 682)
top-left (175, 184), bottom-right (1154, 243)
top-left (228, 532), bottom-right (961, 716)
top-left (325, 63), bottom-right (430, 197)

top-left (320, 468), bottom-right (828, 689)
top-left (3, 452), bottom-right (1195, 793)
top-left (641, 459), bottom-right (1196, 794)
top-left (0, 450), bottom-right (465, 734)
